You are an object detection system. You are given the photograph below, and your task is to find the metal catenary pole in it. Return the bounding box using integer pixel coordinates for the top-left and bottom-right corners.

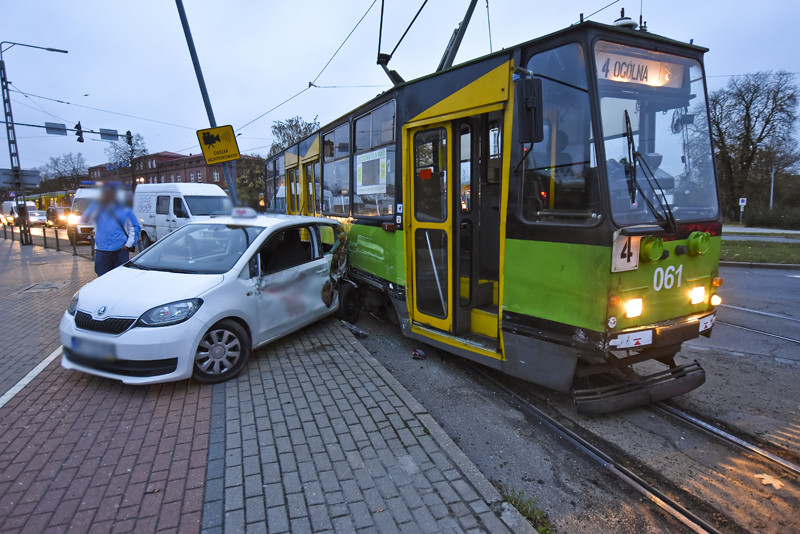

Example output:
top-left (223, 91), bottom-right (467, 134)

top-left (174, 0), bottom-right (238, 205)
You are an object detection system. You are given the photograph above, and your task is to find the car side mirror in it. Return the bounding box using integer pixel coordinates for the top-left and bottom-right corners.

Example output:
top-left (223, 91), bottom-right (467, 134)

top-left (516, 76), bottom-right (544, 144)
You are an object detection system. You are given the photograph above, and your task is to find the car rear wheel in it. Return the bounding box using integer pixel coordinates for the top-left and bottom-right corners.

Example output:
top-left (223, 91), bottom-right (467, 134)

top-left (192, 319), bottom-right (250, 384)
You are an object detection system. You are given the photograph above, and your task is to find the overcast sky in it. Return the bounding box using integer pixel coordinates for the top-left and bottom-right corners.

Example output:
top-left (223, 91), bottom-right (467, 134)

top-left (2, 0), bottom-right (798, 171)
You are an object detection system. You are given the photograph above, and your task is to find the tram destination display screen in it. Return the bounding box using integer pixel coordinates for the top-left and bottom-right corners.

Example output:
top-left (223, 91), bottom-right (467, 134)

top-left (595, 44), bottom-right (685, 89)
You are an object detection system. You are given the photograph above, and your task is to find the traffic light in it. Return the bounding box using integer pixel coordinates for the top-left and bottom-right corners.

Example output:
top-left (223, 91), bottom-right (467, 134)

top-left (74, 122), bottom-right (84, 143)
top-left (125, 130), bottom-right (133, 146)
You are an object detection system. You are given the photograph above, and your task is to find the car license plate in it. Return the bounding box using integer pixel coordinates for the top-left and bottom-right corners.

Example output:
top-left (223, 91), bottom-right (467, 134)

top-left (71, 337), bottom-right (116, 360)
top-left (699, 314), bottom-right (715, 332)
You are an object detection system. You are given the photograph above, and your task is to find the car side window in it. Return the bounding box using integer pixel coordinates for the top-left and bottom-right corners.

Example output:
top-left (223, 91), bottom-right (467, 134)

top-left (318, 224), bottom-right (342, 254)
top-left (259, 226), bottom-right (316, 276)
top-left (156, 196), bottom-right (169, 215)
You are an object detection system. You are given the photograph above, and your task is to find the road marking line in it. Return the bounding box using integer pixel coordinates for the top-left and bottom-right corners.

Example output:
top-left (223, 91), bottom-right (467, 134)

top-left (721, 304), bottom-right (800, 323)
top-left (0, 346), bottom-right (62, 411)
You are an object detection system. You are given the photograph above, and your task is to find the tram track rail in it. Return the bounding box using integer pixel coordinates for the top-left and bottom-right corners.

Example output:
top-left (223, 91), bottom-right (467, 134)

top-left (716, 320), bottom-right (800, 345)
top-left (652, 401), bottom-right (800, 477)
top-left (474, 368), bottom-right (724, 534)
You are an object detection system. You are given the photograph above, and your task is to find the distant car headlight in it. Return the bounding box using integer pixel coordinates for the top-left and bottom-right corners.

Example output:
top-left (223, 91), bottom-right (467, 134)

top-left (137, 299), bottom-right (203, 327)
top-left (67, 292), bottom-right (79, 316)
top-left (58, 215), bottom-right (66, 220)
top-left (68, 213), bottom-right (80, 225)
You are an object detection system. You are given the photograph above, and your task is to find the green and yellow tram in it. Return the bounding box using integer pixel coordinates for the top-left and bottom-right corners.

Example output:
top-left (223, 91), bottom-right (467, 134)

top-left (265, 20), bottom-right (722, 413)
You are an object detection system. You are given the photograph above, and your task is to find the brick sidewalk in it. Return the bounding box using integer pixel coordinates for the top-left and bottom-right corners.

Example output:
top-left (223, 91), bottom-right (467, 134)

top-left (201, 320), bottom-right (530, 534)
top-left (0, 236), bottom-right (532, 533)
top-left (0, 238), bottom-right (96, 396)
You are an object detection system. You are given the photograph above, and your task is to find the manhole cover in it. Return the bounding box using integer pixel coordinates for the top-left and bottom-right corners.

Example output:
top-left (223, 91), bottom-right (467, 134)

top-left (17, 282), bottom-right (65, 294)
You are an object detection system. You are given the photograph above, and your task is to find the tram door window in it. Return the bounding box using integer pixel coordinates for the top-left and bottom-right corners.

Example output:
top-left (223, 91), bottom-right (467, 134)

top-left (287, 167), bottom-right (300, 214)
top-left (412, 127), bottom-right (451, 328)
top-left (521, 42), bottom-right (600, 223)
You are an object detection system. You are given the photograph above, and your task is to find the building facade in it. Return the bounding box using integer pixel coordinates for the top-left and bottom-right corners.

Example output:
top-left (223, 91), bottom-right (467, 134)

top-left (88, 152), bottom-right (252, 190)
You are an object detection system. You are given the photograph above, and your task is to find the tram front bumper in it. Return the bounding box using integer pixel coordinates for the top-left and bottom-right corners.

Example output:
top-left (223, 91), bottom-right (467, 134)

top-left (605, 311), bottom-right (715, 352)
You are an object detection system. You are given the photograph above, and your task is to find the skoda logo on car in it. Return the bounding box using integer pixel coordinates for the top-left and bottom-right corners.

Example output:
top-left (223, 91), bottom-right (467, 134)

top-left (96, 306), bottom-right (106, 316)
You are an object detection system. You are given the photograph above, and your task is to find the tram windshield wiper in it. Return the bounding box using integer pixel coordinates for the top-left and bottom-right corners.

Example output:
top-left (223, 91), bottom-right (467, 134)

top-left (622, 110), bottom-right (676, 231)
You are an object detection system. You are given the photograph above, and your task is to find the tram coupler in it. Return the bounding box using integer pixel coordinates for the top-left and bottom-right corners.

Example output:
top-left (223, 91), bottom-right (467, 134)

top-left (572, 361), bottom-right (705, 415)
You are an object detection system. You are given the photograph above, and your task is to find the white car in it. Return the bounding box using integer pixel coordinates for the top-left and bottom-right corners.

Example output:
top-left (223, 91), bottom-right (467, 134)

top-left (27, 210), bottom-right (47, 226)
top-left (60, 210), bottom-right (353, 385)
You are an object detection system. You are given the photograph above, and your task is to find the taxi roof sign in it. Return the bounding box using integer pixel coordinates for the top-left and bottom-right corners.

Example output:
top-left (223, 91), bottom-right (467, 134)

top-left (196, 125), bottom-right (241, 165)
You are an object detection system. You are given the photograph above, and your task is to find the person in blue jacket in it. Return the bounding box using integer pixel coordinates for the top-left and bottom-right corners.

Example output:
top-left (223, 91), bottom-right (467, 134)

top-left (81, 184), bottom-right (140, 276)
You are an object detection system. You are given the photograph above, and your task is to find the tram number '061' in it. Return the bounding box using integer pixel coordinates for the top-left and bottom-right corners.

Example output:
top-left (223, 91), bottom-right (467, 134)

top-left (653, 265), bottom-right (683, 291)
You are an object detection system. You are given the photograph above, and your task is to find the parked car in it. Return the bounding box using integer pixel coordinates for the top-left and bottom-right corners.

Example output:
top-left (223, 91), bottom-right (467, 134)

top-left (27, 210), bottom-right (47, 226)
top-left (47, 206), bottom-right (71, 229)
top-left (1, 200), bottom-right (37, 225)
top-left (60, 210), bottom-right (352, 385)
top-left (133, 183), bottom-right (231, 249)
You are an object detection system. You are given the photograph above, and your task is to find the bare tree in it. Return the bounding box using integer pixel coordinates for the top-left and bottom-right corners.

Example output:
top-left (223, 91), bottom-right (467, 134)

top-left (38, 152), bottom-right (88, 190)
top-left (708, 71), bottom-right (798, 218)
top-left (268, 116), bottom-right (320, 156)
top-left (104, 133), bottom-right (148, 190)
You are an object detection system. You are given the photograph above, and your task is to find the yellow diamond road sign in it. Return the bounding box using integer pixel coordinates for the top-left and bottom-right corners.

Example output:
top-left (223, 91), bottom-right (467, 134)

top-left (196, 125), bottom-right (240, 165)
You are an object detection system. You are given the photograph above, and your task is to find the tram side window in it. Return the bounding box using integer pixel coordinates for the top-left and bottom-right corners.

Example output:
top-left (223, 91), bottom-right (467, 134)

top-left (267, 157), bottom-right (286, 213)
top-left (353, 101), bottom-right (396, 217)
top-left (322, 124), bottom-right (351, 215)
top-left (521, 43), bottom-right (600, 224)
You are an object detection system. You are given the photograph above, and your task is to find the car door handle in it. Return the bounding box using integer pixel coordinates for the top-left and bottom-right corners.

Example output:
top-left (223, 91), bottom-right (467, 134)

top-left (316, 267), bottom-right (329, 274)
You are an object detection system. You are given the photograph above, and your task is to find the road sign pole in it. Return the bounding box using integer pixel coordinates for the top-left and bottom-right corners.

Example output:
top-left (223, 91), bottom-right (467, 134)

top-left (175, 0), bottom-right (238, 205)
top-left (1, 58), bottom-right (32, 245)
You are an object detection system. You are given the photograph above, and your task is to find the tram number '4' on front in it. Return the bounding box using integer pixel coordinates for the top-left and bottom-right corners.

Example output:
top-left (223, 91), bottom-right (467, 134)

top-left (612, 235), bottom-right (641, 272)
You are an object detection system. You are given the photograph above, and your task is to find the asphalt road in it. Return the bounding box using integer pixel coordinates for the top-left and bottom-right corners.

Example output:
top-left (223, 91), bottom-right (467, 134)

top-left (686, 266), bottom-right (800, 363)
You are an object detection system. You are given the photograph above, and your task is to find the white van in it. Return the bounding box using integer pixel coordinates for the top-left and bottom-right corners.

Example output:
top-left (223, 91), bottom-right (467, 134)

top-left (68, 188), bottom-right (102, 245)
top-left (133, 183), bottom-right (231, 247)
top-left (1, 200), bottom-right (37, 225)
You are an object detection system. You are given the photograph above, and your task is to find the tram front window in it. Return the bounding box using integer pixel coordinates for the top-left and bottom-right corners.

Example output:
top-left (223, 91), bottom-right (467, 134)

top-left (595, 41), bottom-right (718, 226)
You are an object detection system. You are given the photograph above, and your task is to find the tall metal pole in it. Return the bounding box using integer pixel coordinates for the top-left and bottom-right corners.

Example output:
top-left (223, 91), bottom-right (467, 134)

top-left (769, 166), bottom-right (775, 211)
top-left (437, 0), bottom-right (479, 71)
top-left (174, 0), bottom-right (238, 205)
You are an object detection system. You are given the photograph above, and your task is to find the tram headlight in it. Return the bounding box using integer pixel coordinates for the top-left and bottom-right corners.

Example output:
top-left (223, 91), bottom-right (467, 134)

top-left (625, 298), bottom-right (643, 318)
top-left (710, 294), bottom-right (722, 306)
top-left (689, 286), bottom-right (706, 305)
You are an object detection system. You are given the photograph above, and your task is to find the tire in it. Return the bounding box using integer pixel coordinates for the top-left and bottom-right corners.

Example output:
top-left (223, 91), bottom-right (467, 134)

top-left (192, 319), bottom-right (251, 384)
top-left (336, 282), bottom-right (362, 323)
top-left (138, 233), bottom-right (152, 252)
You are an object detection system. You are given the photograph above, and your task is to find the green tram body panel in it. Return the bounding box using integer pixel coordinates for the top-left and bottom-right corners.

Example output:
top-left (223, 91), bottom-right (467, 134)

top-left (341, 222), bottom-right (406, 287)
top-left (502, 237), bottom-right (721, 337)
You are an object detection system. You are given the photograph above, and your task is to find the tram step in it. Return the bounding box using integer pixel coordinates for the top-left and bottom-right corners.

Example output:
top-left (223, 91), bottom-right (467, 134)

top-left (572, 361), bottom-right (706, 414)
top-left (470, 306), bottom-right (498, 338)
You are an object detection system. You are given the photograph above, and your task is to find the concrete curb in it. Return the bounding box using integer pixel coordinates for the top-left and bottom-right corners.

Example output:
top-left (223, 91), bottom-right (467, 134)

top-left (340, 322), bottom-right (536, 534)
top-left (720, 261), bottom-right (800, 271)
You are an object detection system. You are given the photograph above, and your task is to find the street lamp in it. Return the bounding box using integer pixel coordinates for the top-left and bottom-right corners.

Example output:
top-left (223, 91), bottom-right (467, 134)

top-left (1, 41), bottom-right (68, 245)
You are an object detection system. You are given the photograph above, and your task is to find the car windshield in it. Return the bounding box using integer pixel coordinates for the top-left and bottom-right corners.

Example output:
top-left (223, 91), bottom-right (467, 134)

top-left (184, 195), bottom-right (232, 216)
top-left (130, 223), bottom-right (264, 274)
top-left (71, 198), bottom-right (93, 215)
top-left (596, 41), bottom-right (718, 226)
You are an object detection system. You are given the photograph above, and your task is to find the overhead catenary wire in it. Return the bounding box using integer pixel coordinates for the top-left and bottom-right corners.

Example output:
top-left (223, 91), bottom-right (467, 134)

top-left (7, 88), bottom-right (195, 130)
top-left (237, 0), bottom-right (379, 134)
top-left (10, 82), bottom-right (72, 124)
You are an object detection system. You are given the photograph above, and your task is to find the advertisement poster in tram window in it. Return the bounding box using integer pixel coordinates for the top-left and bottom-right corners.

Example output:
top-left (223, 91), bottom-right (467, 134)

top-left (356, 148), bottom-right (387, 195)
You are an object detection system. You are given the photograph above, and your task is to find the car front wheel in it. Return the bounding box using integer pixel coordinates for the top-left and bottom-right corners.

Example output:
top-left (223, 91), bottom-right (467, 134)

top-left (192, 319), bottom-right (250, 384)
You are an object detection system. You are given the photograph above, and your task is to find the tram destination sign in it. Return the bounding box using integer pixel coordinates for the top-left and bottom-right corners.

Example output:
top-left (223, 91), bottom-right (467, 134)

top-left (596, 51), bottom-right (684, 89)
top-left (196, 125), bottom-right (241, 165)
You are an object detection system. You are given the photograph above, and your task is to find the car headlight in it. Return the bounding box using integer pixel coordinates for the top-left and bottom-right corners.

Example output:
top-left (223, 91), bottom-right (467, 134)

top-left (137, 299), bottom-right (202, 327)
top-left (67, 292), bottom-right (79, 316)
top-left (68, 213), bottom-right (80, 225)
top-left (58, 215), bottom-right (66, 220)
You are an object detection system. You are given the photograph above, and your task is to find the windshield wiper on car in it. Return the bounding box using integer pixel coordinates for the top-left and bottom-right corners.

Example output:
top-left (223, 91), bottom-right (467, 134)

top-left (623, 110), bottom-right (676, 231)
top-left (125, 261), bottom-right (149, 270)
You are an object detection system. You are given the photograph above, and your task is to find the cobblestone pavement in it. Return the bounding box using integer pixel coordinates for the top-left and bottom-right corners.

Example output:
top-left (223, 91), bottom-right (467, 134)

top-left (202, 320), bottom-right (531, 534)
top-left (0, 238), bottom-right (96, 396)
top-left (0, 236), bottom-right (532, 533)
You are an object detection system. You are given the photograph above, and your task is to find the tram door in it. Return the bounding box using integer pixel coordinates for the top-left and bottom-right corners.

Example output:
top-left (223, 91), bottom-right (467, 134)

top-left (409, 124), bottom-right (453, 332)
